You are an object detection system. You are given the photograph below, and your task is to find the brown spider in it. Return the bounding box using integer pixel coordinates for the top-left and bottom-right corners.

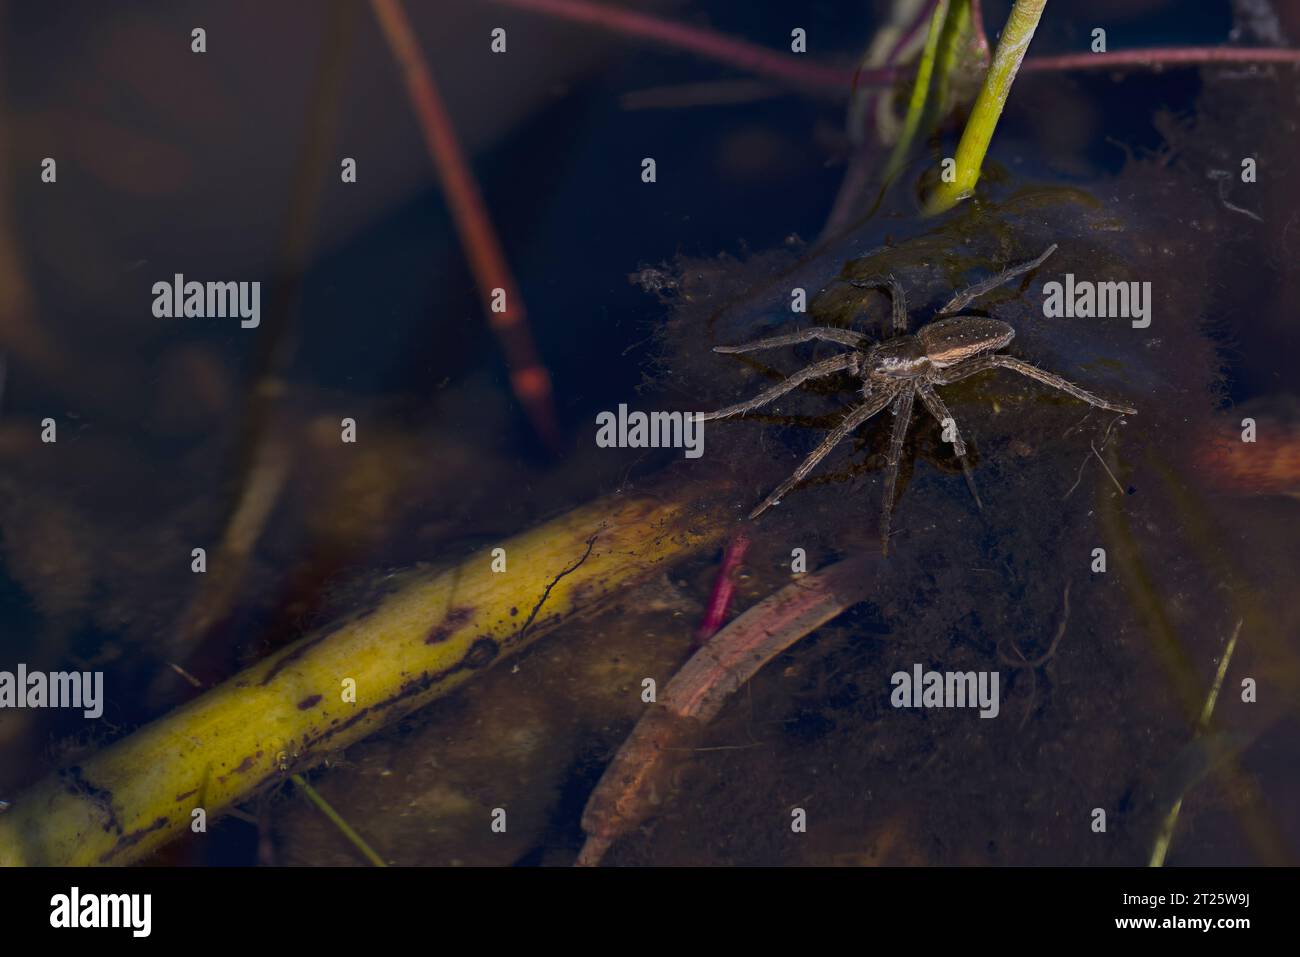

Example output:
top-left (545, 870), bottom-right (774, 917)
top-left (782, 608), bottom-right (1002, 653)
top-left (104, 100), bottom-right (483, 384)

top-left (700, 244), bottom-right (1137, 555)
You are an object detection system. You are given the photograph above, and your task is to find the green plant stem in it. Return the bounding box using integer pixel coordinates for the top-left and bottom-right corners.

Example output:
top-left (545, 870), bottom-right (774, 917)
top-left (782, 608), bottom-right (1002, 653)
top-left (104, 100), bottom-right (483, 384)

top-left (883, 0), bottom-right (950, 182)
top-left (924, 0), bottom-right (1047, 214)
top-left (930, 0), bottom-right (973, 124)
top-left (1148, 620), bottom-right (1242, 867)
top-left (292, 773), bottom-right (388, 867)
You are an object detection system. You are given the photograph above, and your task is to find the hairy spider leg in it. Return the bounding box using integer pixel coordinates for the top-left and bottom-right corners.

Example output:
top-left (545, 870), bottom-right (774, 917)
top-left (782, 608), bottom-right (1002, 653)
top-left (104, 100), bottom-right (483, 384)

top-left (915, 383), bottom-right (982, 510)
top-left (748, 384), bottom-right (900, 519)
top-left (879, 387), bottom-right (916, 555)
top-left (845, 276), bottom-right (908, 334)
top-left (932, 354), bottom-right (1137, 414)
top-left (699, 352), bottom-right (858, 421)
top-left (938, 244), bottom-right (1058, 315)
top-left (713, 326), bottom-right (866, 354)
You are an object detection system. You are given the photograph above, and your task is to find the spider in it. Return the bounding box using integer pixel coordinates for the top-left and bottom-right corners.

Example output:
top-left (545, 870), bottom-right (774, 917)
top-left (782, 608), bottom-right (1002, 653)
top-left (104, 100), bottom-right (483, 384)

top-left (699, 244), bottom-right (1137, 555)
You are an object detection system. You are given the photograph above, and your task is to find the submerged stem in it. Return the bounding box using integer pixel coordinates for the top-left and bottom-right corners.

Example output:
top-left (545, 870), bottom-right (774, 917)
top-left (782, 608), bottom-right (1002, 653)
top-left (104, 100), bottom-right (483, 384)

top-left (1148, 620), bottom-right (1242, 867)
top-left (292, 773), bottom-right (387, 867)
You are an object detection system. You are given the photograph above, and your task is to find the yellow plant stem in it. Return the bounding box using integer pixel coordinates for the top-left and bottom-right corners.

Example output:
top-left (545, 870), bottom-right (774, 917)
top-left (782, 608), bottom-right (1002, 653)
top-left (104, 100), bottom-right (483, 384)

top-left (291, 772), bottom-right (387, 867)
top-left (1149, 620), bottom-right (1241, 867)
top-left (925, 0), bottom-right (1047, 214)
top-left (0, 481), bottom-right (729, 865)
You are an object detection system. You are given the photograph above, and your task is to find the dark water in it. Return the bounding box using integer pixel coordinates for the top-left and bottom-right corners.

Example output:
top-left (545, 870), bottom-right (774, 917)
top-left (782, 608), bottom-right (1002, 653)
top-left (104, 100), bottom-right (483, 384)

top-left (0, 1), bottom-right (1296, 866)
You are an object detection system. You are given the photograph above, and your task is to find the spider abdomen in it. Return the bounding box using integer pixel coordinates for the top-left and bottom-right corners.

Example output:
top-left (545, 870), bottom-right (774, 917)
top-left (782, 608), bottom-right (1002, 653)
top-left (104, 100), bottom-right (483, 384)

top-left (919, 317), bottom-right (1015, 367)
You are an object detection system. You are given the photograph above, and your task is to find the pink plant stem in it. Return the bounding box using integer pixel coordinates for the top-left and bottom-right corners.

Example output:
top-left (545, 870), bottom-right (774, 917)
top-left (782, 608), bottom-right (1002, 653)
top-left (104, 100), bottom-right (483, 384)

top-left (694, 529), bottom-right (750, 642)
top-left (489, 0), bottom-right (1300, 87)
top-left (578, 552), bottom-right (880, 865)
top-left (1023, 45), bottom-right (1300, 72)
top-left (970, 0), bottom-right (991, 65)
top-left (675, 553), bottom-right (877, 720)
top-left (486, 0), bottom-right (884, 90)
top-left (370, 0), bottom-right (561, 451)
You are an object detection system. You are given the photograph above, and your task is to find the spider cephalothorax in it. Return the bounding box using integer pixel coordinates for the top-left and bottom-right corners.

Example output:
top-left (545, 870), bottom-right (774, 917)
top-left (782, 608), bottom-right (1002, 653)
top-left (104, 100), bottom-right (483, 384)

top-left (700, 244), bottom-right (1137, 555)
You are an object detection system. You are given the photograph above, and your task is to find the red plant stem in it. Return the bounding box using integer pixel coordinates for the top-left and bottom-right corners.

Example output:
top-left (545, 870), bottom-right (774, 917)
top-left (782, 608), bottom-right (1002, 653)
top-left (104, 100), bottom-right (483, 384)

top-left (486, 0), bottom-right (881, 90)
top-left (1023, 45), bottom-right (1300, 72)
top-left (370, 0), bottom-right (561, 450)
top-left (694, 529), bottom-right (750, 641)
top-left (488, 0), bottom-right (1300, 92)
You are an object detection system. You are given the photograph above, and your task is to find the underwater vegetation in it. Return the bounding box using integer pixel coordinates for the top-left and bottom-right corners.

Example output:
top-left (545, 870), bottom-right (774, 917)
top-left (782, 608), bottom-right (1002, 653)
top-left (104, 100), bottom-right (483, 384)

top-left (0, 0), bottom-right (1297, 870)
